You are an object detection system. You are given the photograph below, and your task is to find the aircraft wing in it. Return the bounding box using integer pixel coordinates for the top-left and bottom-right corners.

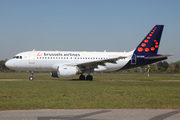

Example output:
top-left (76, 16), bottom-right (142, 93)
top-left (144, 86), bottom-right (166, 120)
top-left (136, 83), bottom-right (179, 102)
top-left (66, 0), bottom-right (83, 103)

top-left (145, 54), bottom-right (173, 60)
top-left (68, 56), bottom-right (127, 70)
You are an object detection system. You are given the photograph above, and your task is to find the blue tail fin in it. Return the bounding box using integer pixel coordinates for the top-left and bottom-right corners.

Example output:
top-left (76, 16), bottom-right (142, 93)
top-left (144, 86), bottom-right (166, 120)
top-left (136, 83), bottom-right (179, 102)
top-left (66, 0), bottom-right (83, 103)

top-left (134, 25), bottom-right (164, 55)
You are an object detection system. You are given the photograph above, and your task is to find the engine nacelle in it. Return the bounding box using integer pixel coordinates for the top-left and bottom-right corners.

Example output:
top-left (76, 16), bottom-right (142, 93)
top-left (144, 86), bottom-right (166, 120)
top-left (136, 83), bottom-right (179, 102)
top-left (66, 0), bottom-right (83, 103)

top-left (51, 66), bottom-right (81, 78)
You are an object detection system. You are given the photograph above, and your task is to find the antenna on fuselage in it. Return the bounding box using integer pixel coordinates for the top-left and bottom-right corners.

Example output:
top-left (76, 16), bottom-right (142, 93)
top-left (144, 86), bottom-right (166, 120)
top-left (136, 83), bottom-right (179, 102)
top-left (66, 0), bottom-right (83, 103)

top-left (33, 49), bottom-right (35, 51)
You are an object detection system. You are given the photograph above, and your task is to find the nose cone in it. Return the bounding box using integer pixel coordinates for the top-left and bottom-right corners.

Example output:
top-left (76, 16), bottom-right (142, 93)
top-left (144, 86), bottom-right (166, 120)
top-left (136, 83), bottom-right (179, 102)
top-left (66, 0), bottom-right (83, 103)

top-left (5, 60), bottom-right (13, 69)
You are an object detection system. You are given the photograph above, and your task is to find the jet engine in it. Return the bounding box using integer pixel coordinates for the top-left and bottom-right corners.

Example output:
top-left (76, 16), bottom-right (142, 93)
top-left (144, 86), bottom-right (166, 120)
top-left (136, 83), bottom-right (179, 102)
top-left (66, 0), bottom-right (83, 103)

top-left (51, 66), bottom-right (82, 78)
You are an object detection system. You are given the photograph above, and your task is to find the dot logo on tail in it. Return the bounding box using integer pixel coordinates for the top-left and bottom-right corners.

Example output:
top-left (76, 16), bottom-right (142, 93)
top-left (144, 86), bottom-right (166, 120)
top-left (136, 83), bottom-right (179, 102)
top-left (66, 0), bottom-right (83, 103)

top-left (137, 26), bottom-right (159, 52)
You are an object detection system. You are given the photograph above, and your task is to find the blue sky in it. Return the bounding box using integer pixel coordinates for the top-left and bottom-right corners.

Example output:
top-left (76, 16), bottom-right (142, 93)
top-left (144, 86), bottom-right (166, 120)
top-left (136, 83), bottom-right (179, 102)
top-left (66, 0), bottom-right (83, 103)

top-left (1, 0), bottom-right (180, 63)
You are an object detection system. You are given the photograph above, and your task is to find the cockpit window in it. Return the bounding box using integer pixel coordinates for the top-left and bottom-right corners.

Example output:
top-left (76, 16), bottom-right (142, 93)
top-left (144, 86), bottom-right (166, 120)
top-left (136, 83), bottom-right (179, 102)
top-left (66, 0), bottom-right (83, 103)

top-left (13, 56), bottom-right (22, 59)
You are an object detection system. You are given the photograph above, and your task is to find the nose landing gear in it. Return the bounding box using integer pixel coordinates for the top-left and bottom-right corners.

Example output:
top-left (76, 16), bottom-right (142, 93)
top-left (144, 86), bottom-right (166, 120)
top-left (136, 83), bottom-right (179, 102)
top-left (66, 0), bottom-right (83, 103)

top-left (29, 71), bottom-right (34, 81)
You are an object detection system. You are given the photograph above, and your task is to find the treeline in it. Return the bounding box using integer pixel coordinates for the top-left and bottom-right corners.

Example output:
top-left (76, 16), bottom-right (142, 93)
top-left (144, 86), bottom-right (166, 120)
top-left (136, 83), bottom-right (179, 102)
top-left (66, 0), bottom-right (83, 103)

top-left (116, 61), bottom-right (180, 74)
top-left (0, 60), bottom-right (180, 74)
top-left (0, 60), bottom-right (16, 72)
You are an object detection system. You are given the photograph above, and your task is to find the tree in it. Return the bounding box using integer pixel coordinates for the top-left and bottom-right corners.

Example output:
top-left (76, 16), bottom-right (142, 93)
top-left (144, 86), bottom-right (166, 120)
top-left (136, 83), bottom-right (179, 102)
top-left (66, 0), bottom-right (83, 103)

top-left (0, 60), bottom-right (11, 72)
top-left (157, 61), bottom-right (169, 72)
top-left (174, 64), bottom-right (179, 73)
top-left (150, 64), bottom-right (160, 73)
top-left (162, 61), bottom-right (169, 71)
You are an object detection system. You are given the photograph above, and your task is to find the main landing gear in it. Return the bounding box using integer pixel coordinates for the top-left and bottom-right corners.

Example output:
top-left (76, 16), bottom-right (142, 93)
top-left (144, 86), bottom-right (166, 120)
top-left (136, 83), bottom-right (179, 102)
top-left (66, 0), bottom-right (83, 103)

top-left (79, 74), bottom-right (93, 81)
top-left (29, 71), bottom-right (34, 81)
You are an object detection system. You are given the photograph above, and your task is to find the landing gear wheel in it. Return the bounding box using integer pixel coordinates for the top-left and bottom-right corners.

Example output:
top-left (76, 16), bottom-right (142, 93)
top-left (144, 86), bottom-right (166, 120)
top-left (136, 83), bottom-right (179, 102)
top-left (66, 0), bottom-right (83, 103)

top-left (79, 75), bottom-right (85, 80)
top-left (86, 75), bottom-right (93, 81)
top-left (29, 71), bottom-right (34, 81)
top-left (29, 76), bottom-right (34, 81)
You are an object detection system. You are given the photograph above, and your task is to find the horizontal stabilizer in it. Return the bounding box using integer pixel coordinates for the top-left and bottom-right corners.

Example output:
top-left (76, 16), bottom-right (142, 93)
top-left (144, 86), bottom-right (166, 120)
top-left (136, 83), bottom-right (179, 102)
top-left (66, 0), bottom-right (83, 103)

top-left (145, 54), bottom-right (173, 60)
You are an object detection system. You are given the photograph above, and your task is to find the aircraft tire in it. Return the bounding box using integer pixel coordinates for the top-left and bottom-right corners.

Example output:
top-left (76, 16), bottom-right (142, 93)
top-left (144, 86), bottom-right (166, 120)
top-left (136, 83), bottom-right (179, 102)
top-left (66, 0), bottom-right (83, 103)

top-left (29, 76), bottom-right (34, 81)
top-left (86, 75), bottom-right (93, 81)
top-left (79, 75), bottom-right (85, 80)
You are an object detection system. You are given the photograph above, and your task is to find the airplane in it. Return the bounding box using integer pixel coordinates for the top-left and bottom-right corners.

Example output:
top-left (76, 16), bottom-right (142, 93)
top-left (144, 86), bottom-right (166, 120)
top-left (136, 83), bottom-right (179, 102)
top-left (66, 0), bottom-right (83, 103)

top-left (5, 25), bottom-right (173, 81)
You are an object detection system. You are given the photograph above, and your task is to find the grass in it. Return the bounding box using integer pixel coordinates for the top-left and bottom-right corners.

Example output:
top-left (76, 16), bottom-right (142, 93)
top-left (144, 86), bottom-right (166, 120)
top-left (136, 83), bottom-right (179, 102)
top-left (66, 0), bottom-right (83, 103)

top-left (94, 74), bottom-right (180, 80)
top-left (0, 80), bottom-right (180, 110)
top-left (0, 73), bottom-right (180, 80)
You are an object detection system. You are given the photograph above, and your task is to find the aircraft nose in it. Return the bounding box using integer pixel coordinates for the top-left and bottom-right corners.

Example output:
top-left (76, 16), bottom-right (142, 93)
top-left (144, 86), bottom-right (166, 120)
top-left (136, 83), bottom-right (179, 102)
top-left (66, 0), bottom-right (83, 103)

top-left (5, 60), bottom-right (13, 68)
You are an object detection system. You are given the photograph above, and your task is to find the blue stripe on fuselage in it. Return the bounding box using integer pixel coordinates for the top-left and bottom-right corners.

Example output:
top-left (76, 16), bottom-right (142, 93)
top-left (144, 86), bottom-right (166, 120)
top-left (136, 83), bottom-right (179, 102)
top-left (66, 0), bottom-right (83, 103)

top-left (119, 55), bottom-right (167, 70)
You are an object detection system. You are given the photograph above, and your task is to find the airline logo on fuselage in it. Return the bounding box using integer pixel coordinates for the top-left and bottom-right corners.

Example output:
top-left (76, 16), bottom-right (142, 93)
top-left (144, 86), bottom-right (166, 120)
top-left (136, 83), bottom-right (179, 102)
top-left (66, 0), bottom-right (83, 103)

top-left (37, 52), bottom-right (80, 57)
top-left (37, 52), bottom-right (42, 56)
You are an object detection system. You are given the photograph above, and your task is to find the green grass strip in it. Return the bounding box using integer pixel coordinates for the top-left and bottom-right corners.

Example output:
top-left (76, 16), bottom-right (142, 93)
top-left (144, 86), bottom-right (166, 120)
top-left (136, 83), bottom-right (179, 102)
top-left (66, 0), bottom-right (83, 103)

top-left (0, 74), bottom-right (180, 80)
top-left (0, 81), bottom-right (180, 110)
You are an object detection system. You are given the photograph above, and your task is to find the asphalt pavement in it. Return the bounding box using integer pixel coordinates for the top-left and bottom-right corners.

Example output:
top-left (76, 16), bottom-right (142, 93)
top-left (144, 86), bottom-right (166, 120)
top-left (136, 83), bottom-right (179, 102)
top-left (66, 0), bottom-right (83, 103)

top-left (0, 109), bottom-right (180, 120)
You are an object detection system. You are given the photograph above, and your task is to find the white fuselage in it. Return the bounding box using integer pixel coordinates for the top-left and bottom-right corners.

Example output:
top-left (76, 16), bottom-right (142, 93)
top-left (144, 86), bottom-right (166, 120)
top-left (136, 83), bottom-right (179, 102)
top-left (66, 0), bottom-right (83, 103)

top-left (6, 50), bottom-right (133, 72)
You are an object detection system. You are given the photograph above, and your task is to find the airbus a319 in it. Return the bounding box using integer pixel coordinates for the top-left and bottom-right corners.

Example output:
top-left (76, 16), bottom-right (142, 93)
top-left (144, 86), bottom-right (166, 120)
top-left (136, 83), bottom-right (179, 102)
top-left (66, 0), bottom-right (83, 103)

top-left (5, 25), bottom-right (172, 81)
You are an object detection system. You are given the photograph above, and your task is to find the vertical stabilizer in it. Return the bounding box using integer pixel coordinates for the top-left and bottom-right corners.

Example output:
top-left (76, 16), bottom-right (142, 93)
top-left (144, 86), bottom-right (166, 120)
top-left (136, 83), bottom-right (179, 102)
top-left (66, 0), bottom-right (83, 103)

top-left (134, 25), bottom-right (164, 55)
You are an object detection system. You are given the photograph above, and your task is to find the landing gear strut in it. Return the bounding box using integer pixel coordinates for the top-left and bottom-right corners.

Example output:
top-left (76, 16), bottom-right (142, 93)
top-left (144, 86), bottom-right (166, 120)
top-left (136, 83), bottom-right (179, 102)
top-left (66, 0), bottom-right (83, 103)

top-left (29, 71), bottom-right (34, 81)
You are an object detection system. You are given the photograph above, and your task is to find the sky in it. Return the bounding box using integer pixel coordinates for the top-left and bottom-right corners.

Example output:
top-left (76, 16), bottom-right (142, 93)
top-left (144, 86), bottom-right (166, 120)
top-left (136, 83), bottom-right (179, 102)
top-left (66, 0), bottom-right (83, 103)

top-left (0, 0), bottom-right (180, 63)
